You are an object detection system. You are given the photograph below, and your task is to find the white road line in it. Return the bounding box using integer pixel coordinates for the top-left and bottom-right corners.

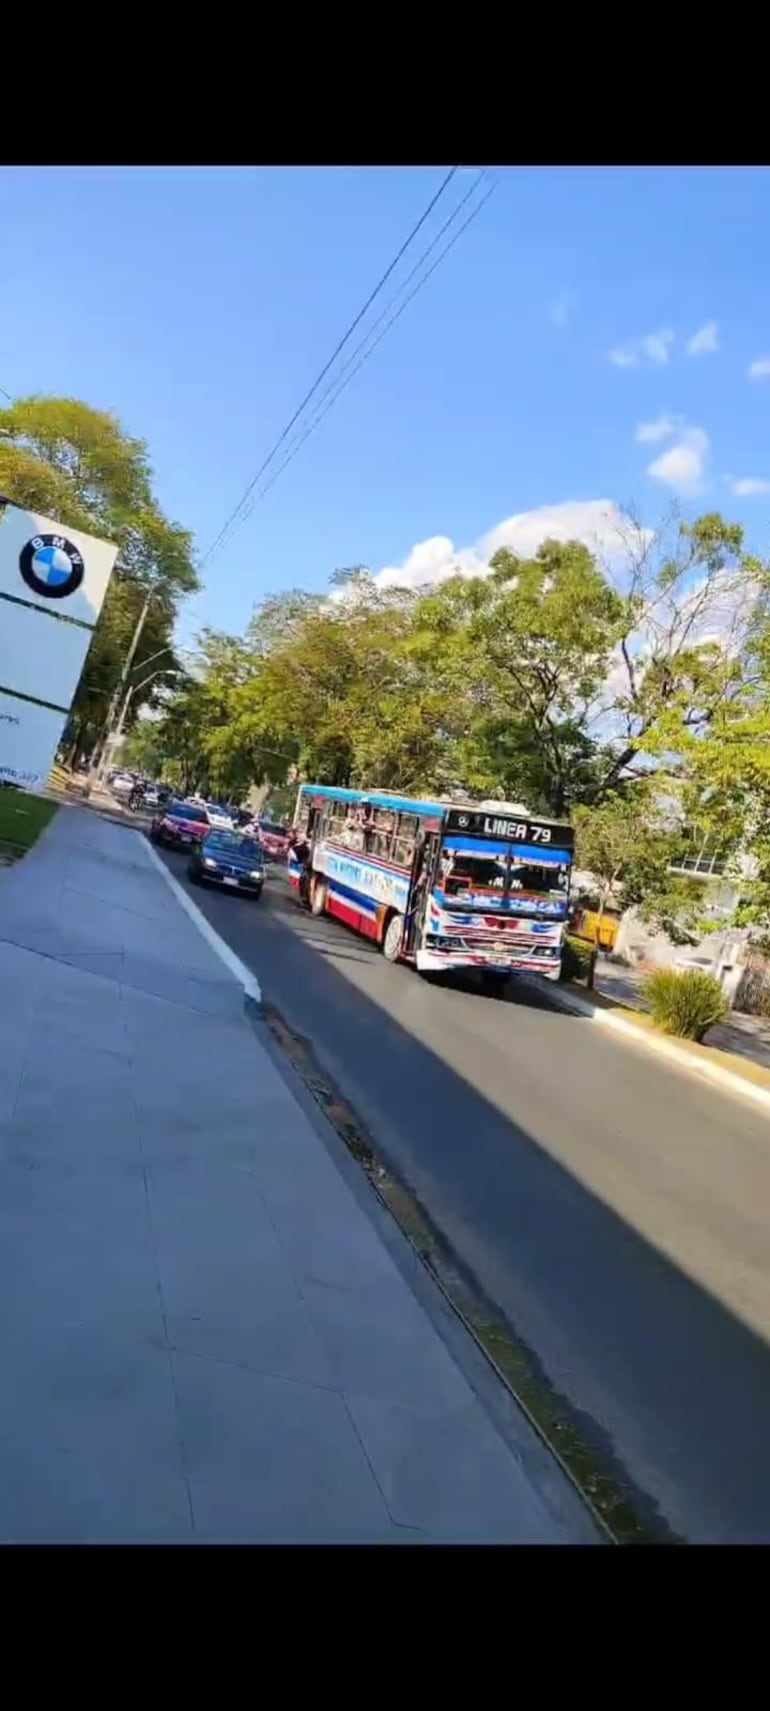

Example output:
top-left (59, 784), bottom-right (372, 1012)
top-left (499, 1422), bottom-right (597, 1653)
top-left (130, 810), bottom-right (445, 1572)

top-left (144, 837), bottom-right (262, 1004)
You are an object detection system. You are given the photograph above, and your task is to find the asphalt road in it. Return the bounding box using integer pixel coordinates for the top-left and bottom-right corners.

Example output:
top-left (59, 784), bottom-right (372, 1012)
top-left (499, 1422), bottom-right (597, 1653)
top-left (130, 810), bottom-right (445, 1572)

top-left (161, 848), bottom-right (770, 1542)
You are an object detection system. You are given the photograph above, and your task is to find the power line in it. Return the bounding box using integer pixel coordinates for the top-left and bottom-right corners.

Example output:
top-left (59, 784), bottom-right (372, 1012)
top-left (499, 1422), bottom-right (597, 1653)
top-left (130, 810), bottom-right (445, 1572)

top-left (201, 166), bottom-right (461, 570)
top-left (257, 170), bottom-right (489, 492)
top-left (255, 175), bottom-right (499, 507)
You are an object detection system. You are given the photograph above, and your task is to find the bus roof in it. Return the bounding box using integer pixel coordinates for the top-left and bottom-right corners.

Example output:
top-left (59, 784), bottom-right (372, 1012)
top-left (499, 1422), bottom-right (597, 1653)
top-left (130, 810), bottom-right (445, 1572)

top-left (299, 783), bottom-right (445, 818)
top-left (298, 782), bottom-right (572, 834)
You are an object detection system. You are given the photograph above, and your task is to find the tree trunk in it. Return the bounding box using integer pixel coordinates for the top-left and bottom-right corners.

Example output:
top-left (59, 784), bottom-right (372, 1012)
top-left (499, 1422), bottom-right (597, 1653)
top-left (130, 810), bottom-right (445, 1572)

top-left (589, 884), bottom-right (611, 989)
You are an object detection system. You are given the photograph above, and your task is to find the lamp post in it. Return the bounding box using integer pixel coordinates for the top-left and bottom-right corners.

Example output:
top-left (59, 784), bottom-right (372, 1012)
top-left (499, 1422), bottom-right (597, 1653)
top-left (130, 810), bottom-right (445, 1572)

top-left (112, 666), bottom-right (181, 750)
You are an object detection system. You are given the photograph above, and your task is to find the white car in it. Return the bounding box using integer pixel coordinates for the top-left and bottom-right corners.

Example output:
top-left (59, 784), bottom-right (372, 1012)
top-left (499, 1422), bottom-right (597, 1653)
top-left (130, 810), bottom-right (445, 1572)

top-left (110, 772), bottom-right (135, 798)
top-left (205, 801), bottom-right (234, 830)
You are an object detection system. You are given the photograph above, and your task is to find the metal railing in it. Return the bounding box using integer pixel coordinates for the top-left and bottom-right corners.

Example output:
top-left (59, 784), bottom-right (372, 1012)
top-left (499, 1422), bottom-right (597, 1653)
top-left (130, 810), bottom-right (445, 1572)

top-left (669, 850), bottom-right (729, 878)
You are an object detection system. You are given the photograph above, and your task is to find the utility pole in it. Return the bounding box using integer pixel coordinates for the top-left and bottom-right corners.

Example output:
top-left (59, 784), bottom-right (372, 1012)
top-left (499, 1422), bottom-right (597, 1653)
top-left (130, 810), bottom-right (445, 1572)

top-left (90, 585), bottom-right (154, 787)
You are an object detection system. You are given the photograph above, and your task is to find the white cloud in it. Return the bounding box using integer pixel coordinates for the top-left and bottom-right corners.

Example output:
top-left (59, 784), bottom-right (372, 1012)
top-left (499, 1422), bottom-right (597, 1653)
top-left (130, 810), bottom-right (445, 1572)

top-left (609, 328), bottom-right (675, 368)
top-left (748, 356), bottom-right (770, 381)
top-left (549, 290), bottom-right (575, 330)
top-left (647, 427), bottom-right (710, 496)
top-left (686, 321), bottom-right (719, 357)
top-left (635, 414), bottom-right (680, 444)
top-left (730, 476), bottom-right (770, 497)
top-left (375, 500), bottom-right (635, 592)
top-left (641, 328), bottom-right (675, 365)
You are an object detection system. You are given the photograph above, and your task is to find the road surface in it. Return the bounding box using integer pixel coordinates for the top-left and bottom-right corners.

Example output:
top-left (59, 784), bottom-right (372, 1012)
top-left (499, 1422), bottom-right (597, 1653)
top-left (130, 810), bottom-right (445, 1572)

top-left (160, 848), bottom-right (770, 1542)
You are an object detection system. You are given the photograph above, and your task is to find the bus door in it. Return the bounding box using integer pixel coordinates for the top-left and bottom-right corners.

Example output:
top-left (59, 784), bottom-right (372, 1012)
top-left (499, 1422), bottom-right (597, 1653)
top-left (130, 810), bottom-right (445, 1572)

top-left (405, 828), bottom-right (440, 953)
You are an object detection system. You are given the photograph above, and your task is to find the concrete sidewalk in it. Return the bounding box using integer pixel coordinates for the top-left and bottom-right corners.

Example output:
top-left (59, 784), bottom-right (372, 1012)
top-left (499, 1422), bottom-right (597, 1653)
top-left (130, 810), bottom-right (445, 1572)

top-left (0, 807), bottom-right (597, 1543)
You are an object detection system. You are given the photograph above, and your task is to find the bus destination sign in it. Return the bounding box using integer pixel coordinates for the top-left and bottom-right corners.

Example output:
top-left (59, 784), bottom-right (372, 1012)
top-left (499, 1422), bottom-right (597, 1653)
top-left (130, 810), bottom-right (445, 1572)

top-left (444, 808), bottom-right (575, 850)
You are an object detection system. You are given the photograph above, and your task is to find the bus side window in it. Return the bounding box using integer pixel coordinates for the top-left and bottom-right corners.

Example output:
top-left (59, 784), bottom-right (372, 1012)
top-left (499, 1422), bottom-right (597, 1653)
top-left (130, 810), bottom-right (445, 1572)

top-left (368, 808), bottom-right (396, 860)
top-left (393, 812), bottom-right (418, 868)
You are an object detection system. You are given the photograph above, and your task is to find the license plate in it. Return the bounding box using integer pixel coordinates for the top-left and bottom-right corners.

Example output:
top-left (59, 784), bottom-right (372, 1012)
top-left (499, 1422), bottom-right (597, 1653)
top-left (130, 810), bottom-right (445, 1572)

top-left (489, 954), bottom-right (509, 966)
top-left (180, 833), bottom-right (191, 842)
top-left (223, 877), bottom-right (239, 887)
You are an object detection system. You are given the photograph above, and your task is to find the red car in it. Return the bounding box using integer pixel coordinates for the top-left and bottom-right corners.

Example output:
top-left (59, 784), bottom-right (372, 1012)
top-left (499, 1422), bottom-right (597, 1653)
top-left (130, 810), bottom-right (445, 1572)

top-left (150, 798), bottom-right (211, 849)
top-left (256, 818), bottom-right (291, 861)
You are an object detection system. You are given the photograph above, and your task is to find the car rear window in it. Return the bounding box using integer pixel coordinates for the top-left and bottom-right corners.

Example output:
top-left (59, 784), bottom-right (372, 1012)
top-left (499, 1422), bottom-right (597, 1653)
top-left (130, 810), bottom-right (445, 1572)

top-left (260, 821), bottom-right (287, 837)
top-left (167, 801), bottom-right (207, 821)
top-left (206, 832), bottom-right (262, 861)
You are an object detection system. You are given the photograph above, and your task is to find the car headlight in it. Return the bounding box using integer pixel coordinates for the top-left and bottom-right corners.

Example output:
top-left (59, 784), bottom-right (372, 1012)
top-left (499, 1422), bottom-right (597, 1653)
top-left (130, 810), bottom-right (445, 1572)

top-left (203, 857), bottom-right (218, 869)
top-left (250, 870), bottom-right (263, 881)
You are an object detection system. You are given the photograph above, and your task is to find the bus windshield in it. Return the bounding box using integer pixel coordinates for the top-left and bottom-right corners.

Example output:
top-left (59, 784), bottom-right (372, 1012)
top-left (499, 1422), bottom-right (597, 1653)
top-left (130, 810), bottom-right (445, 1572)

top-left (439, 846), bottom-right (570, 901)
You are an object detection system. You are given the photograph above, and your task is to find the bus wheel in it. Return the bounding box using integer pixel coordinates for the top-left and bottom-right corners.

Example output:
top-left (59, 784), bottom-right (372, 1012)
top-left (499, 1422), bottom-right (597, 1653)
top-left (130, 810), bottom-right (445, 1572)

top-left (382, 912), bottom-right (404, 963)
top-left (310, 877), bottom-right (327, 916)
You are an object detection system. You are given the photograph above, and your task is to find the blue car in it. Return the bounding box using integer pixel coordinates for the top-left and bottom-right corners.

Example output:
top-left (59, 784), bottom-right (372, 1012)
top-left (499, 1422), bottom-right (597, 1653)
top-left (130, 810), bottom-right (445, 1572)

top-left (187, 829), bottom-right (265, 899)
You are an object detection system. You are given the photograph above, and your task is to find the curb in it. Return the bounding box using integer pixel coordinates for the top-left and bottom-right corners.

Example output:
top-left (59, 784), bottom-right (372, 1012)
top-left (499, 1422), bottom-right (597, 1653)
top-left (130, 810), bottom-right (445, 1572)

top-left (522, 976), bottom-right (770, 1115)
top-left (144, 836), bottom-right (262, 1003)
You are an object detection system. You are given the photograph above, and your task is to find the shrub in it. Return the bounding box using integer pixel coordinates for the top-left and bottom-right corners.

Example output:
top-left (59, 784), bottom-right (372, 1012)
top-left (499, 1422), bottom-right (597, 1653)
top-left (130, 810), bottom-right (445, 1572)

top-left (641, 967), bottom-right (728, 1042)
top-left (560, 934), bottom-right (596, 985)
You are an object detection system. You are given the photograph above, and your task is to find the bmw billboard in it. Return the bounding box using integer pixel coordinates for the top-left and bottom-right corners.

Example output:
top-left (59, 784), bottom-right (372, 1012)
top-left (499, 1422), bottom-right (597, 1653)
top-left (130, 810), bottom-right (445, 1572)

top-left (0, 498), bottom-right (118, 790)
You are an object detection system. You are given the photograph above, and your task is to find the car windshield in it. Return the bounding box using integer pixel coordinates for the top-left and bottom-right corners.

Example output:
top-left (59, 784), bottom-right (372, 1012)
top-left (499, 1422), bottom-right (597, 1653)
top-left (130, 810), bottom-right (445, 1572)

top-left (206, 832), bottom-right (262, 861)
top-left (260, 821), bottom-right (286, 837)
top-left (168, 801), bottom-right (207, 821)
top-left (439, 847), bottom-right (570, 898)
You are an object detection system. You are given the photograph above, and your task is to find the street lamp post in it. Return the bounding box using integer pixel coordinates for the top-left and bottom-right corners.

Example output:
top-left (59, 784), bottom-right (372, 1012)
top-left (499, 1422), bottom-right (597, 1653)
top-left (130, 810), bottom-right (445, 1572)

top-left (111, 666), bottom-right (181, 750)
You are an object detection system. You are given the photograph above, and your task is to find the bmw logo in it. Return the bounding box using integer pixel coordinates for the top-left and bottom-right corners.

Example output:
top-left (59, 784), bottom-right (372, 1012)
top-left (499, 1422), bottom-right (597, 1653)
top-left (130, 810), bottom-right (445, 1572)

top-left (19, 533), bottom-right (84, 601)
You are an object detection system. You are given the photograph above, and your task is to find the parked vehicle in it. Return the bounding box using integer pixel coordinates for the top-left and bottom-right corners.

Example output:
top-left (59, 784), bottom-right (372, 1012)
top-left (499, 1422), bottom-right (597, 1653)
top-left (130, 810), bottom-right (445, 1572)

top-left (570, 902), bottom-right (621, 953)
top-left (187, 829), bottom-right (265, 898)
top-left (149, 799), bottom-right (211, 849)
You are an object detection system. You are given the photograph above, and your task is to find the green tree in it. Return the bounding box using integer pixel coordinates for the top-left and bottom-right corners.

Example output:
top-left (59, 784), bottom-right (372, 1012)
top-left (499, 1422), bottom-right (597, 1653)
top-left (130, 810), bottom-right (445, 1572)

top-left (592, 510), bottom-right (764, 797)
top-left (573, 789), bottom-right (712, 955)
top-left (407, 539), bottom-right (626, 811)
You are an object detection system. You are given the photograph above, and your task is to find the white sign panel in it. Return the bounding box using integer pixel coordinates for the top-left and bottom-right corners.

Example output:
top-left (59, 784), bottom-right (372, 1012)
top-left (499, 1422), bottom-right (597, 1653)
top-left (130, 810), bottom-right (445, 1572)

top-left (0, 598), bottom-right (99, 707)
top-left (0, 692), bottom-right (68, 790)
top-left (0, 501), bottom-right (117, 629)
top-left (0, 498), bottom-right (118, 789)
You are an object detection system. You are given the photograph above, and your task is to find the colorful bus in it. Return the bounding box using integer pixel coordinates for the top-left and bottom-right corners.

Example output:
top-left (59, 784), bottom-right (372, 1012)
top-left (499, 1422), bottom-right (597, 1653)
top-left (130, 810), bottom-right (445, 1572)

top-left (288, 785), bottom-right (575, 985)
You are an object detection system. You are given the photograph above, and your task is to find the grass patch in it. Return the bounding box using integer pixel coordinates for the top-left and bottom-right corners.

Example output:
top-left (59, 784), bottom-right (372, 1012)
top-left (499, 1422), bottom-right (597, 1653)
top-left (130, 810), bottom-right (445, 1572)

top-left (0, 790), bottom-right (58, 863)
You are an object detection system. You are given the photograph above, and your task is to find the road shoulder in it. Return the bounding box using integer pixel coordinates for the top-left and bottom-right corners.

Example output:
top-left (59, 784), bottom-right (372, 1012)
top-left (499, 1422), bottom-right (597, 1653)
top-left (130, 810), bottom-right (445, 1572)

top-left (528, 974), bottom-right (770, 1114)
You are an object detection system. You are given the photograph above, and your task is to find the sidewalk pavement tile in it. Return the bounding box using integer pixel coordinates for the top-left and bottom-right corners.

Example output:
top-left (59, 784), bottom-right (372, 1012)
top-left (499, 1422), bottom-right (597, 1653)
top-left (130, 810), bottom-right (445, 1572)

top-left (345, 1392), bottom-right (568, 1543)
top-left (297, 1273), bottom-right (471, 1410)
top-left (0, 1328), bottom-right (192, 1543)
top-left (146, 1161), bottom-right (334, 1387)
top-left (170, 1351), bottom-right (394, 1543)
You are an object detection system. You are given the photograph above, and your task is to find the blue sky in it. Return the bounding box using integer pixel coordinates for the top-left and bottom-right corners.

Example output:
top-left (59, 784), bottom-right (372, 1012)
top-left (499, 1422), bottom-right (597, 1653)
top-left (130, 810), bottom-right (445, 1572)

top-left (2, 165), bottom-right (770, 646)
